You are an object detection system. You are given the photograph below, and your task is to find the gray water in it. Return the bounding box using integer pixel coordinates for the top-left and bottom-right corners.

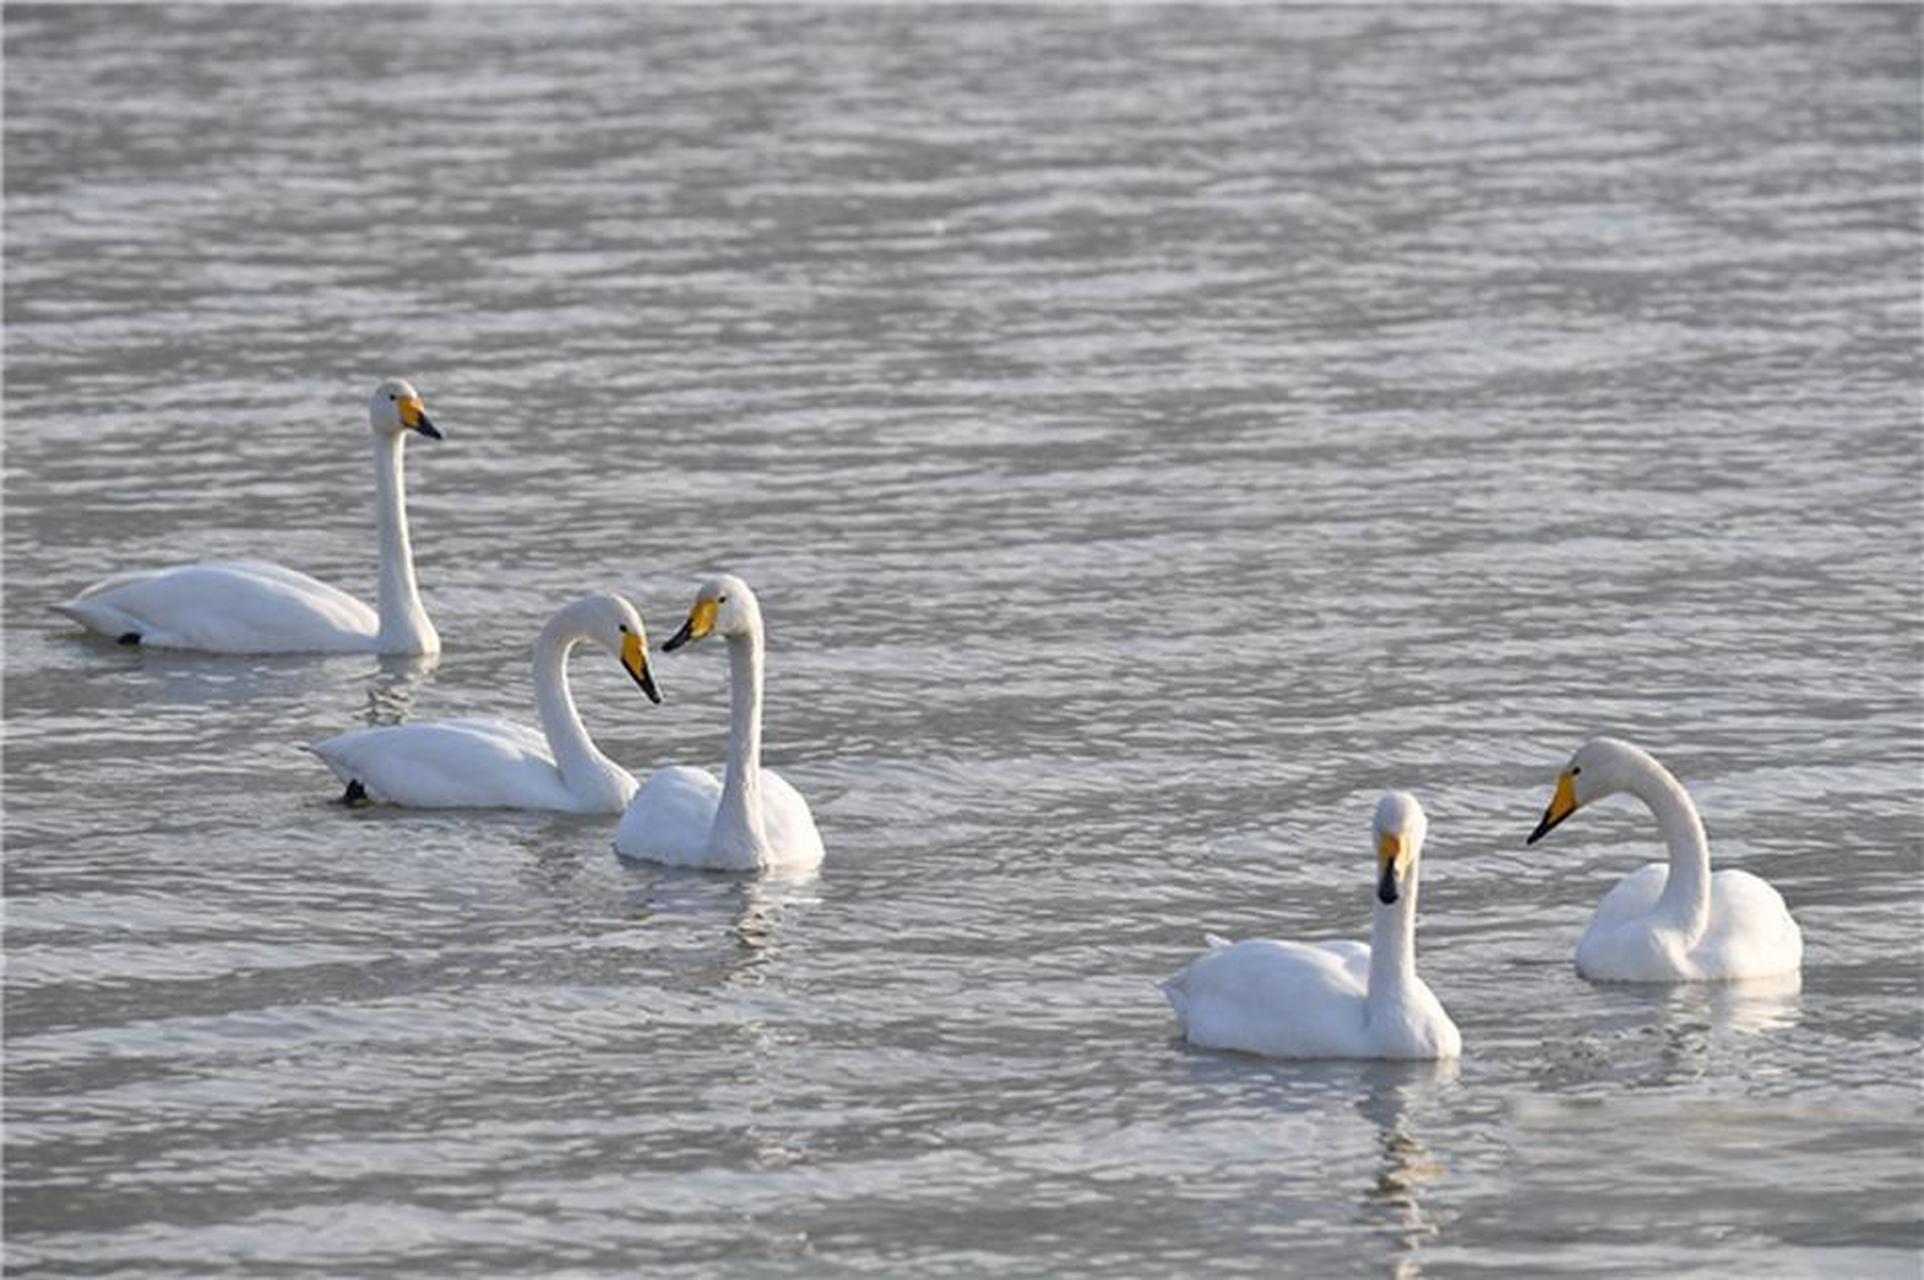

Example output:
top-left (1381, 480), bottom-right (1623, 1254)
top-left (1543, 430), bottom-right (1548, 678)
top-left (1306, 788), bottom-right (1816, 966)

top-left (5, 6), bottom-right (1921, 1276)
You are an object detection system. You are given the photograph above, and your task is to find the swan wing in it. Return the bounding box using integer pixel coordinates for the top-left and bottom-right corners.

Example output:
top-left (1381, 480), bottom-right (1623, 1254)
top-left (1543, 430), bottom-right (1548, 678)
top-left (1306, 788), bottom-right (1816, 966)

top-left (309, 718), bottom-right (576, 811)
top-left (614, 765), bottom-right (721, 865)
top-left (1574, 863), bottom-right (1676, 978)
top-left (1697, 868), bottom-right (1804, 978)
top-left (1583, 862), bottom-right (1670, 936)
top-left (758, 767), bottom-right (825, 871)
top-left (60, 560), bottom-right (378, 653)
top-left (1316, 938), bottom-right (1374, 986)
top-left (1164, 937), bottom-right (1369, 1058)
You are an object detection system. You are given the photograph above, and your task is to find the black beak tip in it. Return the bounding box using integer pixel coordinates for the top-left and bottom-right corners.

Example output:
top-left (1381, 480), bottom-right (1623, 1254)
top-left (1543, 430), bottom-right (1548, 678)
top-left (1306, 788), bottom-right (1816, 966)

top-left (414, 417), bottom-right (443, 440)
top-left (1526, 808), bottom-right (1560, 846)
top-left (632, 667), bottom-right (662, 704)
top-left (662, 623), bottom-right (693, 653)
top-left (1377, 882), bottom-right (1398, 906)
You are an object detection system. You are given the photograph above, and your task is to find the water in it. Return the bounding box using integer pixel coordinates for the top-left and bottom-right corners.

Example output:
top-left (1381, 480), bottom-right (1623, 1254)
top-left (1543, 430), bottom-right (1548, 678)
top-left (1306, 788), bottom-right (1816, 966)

top-left (5, 6), bottom-right (1920, 1276)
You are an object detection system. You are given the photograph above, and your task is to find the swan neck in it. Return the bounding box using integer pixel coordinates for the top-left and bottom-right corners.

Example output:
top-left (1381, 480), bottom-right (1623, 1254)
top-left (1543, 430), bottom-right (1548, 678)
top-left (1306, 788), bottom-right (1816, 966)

top-left (713, 627), bottom-right (768, 851)
top-left (532, 620), bottom-right (618, 800)
top-left (1368, 875), bottom-right (1419, 1017)
top-left (1629, 758), bottom-right (1712, 938)
top-left (373, 432), bottom-right (433, 651)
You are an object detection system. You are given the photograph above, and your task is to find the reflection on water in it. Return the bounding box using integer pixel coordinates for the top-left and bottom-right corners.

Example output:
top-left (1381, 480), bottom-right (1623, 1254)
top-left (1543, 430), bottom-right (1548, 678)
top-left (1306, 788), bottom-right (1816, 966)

top-left (616, 860), bottom-right (822, 990)
top-left (362, 652), bottom-right (444, 726)
top-left (1534, 971), bottom-right (1807, 1092)
top-left (1663, 971), bottom-right (1803, 1037)
top-left (1357, 1060), bottom-right (1459, 1277)
top-left (89, 641), bottom-right (380, 708)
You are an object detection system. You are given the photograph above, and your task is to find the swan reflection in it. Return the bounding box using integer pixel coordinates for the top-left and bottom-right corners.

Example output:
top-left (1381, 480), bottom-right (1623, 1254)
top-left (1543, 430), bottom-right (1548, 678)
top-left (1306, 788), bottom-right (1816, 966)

top-left (1356, 1059), bottom-right (1460, 1276)
top-left (363, 651), bottom-right (442, 725)
top-left (617, 860), bottom-right (821, 988)
top-left (1538, 971), bottom-right (1802, 1090)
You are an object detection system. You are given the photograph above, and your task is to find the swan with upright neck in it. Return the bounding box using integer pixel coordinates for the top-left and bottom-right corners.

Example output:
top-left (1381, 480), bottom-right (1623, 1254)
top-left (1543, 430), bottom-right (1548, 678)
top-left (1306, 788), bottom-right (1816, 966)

top-left (56, 378), bottom-right (443, 655)
top-left (1162, 792), bottom-right (1461, 1060)
top-left (307, 593), bottom-right (659, 813)
top-left (1527, 736), bottom-right (1802, 982)
top-left (614, 575), bottom-right (824, 871)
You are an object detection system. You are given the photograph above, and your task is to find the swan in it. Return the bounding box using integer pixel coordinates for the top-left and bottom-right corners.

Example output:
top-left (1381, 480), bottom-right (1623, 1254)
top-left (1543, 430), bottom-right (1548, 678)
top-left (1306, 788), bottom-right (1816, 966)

top-left (56, 378), bottom-right (443, 654)
top-left (614, 575), bottom-right (824, 871)
top-left (307, 593), bottom-right (660, 813)
top-left (1527, 735), bottom-right (1803, 982)
top-left (1162, 792), bottom-right (1461, 1060)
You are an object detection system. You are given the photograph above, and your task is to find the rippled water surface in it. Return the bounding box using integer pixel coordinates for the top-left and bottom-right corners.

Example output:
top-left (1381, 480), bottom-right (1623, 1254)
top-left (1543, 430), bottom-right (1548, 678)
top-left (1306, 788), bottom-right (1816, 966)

top-left (6, 6), bottom-right (1921, 1276)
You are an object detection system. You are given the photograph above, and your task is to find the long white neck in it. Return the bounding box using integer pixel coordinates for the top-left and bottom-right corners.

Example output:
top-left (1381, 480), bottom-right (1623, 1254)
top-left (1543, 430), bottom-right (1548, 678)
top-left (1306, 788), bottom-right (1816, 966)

top-left (532, 616), bottom-right (628, 807)
top-left (709, 624), bottom-right (768, 860)
top-left (372, 432), bottom-right (437, 654)
top-left (1622, 755), bottom-right (1712, 941)
top-left (1367, 871), bottom-right (1420, 1023)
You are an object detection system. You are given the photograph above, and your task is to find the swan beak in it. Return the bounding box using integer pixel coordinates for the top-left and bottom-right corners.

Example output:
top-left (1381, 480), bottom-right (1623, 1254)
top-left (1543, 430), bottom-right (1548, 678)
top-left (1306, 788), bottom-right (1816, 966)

top-left (621, 632), bottom-right (661, 704)
top-left (399, 395), bottom-right (442, 440)
top-left (1527, 771), bottom-right (1580, 845)
top-left (663, 598), bottom-right (718, 652)
top-left (1376, 831), bottom-right (1404, 905)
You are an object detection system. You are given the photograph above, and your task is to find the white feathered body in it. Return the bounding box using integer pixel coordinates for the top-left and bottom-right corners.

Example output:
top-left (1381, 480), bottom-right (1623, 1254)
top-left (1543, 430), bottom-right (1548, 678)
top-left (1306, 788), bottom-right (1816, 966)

top-left (1163, 936), bottom-right (1461, 1061)
top-left (1576, 862), bottom-right (1804, 982)
top-left (615, 764), bottom-right (824, 871)
top-left (309, 718), bottom-right (637, 814)
top-left (58, 560), bottom-right (386, 654)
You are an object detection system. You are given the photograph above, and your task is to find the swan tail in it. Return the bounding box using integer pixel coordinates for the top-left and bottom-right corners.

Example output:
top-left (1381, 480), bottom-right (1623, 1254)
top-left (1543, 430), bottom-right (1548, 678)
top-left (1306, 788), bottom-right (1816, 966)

top-left (1160, 966), bottom-right (1193, 1020)
top-left (304, 738), bottom-right (360, 785)
top-left (1204, 932), bottom-right (1233, 950)
top-left (55, 598), bottom-right (143, 641)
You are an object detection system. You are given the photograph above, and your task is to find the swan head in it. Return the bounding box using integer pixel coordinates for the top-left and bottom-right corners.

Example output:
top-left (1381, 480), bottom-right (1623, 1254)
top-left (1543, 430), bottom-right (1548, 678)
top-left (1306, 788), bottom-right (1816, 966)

top-left (1373, 790), bottom-right (1428, 905)
top-left (1526, 735), bottom-right (1653, 844)
top-left (662, 574), bottom-right (760, 650)
top-left (368, 377), bottom-right (442, 440)
top-left (559, 592), bottom-right (660, 703)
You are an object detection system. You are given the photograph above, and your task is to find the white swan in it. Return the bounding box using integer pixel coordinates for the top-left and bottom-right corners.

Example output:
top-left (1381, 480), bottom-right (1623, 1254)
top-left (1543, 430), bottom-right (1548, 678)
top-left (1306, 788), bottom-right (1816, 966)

top-left (1527, 736), bottom-right (1803, 982)
top-left (614, 575), bottom-right (824, 871)
top-left (1163, 792), bottom-right (1462, 1060)
top-left (57, 378), bottom-right (443, 655)
top-left (308, 593), bottom-right (659, 813)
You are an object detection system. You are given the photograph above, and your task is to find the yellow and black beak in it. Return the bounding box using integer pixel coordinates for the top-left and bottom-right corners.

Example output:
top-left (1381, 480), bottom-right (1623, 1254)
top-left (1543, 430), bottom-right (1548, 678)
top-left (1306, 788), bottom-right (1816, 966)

top-left (621, 631), bottom-right (661, 704)
top-left (662, 598), bottom-right (718, 653)
top-left (1527, 771), bottom-right (1580, 845)
top-left (1376, 831), bottom-right (1405, 905)
top-left (399, 395), bottom-right (442, 440)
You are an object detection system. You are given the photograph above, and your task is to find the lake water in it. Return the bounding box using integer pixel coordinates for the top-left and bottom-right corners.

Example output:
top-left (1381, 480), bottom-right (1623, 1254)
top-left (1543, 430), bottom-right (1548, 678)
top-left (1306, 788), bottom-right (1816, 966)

top-left (5, 6), bottom-right (1920, 1276)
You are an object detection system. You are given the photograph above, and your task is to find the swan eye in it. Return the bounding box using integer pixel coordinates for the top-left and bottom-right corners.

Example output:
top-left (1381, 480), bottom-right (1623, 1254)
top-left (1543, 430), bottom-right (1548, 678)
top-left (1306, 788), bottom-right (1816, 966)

top-left (1570, 766), bottom-right (1582, 776)
top-left (717, 595), bottom-right (728, 604)
top-left (618, 624), bottom-right (628, 633)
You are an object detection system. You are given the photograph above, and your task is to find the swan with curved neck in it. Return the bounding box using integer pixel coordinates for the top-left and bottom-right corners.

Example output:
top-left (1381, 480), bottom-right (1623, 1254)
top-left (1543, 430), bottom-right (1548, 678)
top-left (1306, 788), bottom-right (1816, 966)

top-left (308, 593), bottom-right (659, 813)
top-left (57, 378), bottom-right (443, 655)
top-left (614, 574), bottom-right (824, 871)
top-left (1527, 736), bottom-right (1803, 982)
top-left (1163, 792), bottom-right (1461, 1060)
